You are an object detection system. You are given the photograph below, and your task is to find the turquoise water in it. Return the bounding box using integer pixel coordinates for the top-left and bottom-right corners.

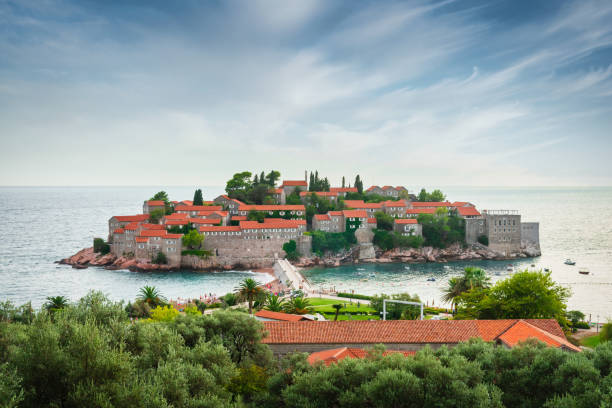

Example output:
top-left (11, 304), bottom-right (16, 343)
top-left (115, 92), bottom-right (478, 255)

top-left (0, 186), bottom-right (611, 319)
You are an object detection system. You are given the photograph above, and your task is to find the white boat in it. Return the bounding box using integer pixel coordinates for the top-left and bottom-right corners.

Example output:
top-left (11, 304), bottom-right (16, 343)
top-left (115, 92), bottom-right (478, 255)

top-left (564, 259), bottom-right (576, 265)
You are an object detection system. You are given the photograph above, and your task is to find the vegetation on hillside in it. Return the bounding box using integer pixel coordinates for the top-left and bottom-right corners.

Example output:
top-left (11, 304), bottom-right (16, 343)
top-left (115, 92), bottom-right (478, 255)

top-left (417, 209), bottom-right (465, 248)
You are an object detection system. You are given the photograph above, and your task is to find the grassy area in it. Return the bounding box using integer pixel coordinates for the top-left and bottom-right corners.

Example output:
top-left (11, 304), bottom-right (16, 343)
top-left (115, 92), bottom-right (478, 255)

top-left (321, 313), bottom-right (380, 321)
top-left (308, 297), bottom-right (376, 314)
top-left (581, 334), bottom-right (602, 348)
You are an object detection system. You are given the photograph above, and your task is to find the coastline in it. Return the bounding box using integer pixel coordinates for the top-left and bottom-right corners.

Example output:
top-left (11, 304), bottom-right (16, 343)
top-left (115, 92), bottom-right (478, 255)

top-left (59, 242), bottom-right (541, 273)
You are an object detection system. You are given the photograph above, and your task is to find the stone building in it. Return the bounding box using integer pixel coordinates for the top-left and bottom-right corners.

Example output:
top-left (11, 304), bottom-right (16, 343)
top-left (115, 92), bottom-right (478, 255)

top-left (213, 195), bottom-right (244, 216)
top-left (299, 191), bottom-right (338, 204)
top-left (281, 180), bottom-right (308, 197)
top-left (143, 200), bottom-right (165, 214)
top-left (237, 204), bottom-right (305, 218)
top-left (382, 200), bottom-right (407, 218)
top-left (108, 214), bottom-right (150, 237)
top-left (393, 218), bottom-right (422, 237)
top-left (483, 210), bottom-right (522, 253)
top-left (521, 222), bottom-right (540, 249)
top-left (174, 205), bottom-right (223, 217)
top-left (343, 200), bottom-right (383, 218)
top-left (329, 187), bottom-right (357, 197)
top-left (270, 188), bottom-right (286, 205)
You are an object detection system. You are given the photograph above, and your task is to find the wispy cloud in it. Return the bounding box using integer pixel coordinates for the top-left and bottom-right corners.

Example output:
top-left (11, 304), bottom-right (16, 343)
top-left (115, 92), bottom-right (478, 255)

top-left (0, 0), bottom-right (610, 186)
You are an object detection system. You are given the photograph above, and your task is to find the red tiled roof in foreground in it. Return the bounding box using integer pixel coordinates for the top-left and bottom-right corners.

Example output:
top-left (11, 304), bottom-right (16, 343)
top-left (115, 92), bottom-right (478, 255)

top-left (261, 319), bottom-right (570, 348)
top-left (308, 347), bottom-right (415, 366)
top-left (255, 310), bottom-right (308, 322)
top-left (497, 320), bottom-right (581, 352)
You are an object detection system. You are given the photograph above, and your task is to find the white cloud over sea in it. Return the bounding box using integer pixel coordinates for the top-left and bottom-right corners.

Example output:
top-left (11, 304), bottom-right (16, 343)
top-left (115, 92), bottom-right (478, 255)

top-left (0, 0), bottom-right (611, 187)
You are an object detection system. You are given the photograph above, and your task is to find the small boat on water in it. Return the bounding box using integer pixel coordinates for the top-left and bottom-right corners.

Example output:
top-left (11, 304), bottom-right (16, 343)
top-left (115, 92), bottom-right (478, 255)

top-left (564, 259), bottom-right (576, 265)
top-left (427, 277), bottom-right (436, 282)
top-left (404, 266), bottom-right (410, 270)
top-left (579, 268), bottom-right (590, 275)
top-left (506, 266), bottom-right (514, 272)
top-left (531, 264), bottom-right (536, 267)
top-left (359, 278), bottom-right (369, 282)
top-left (368, 273), bottom-right (376, 278)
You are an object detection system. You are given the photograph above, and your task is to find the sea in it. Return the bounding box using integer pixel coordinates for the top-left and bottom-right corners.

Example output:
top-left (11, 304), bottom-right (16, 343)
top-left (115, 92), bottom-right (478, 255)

top-left (0, 186), bottom-right (611, 320)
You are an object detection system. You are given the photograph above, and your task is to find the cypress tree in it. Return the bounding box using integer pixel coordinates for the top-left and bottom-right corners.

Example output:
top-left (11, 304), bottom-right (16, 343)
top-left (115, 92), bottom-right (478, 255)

top-left (253, 174), bottom-right (259, 185)
top-left (309, 172), bottom-right (315, 192)
top-left (193, 189), bottom-right (203, 206)
top-left (342, 176), bottom-right (345, 188)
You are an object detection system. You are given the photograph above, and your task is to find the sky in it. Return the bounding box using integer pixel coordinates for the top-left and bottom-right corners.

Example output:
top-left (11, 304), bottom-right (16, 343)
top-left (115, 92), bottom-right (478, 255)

top-left (1, 0), bottom-right (611, 188)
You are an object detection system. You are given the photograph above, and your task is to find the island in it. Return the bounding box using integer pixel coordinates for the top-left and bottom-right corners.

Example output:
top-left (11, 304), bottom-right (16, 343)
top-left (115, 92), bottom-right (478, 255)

top-left (60, 170), bottom-right (541, 272)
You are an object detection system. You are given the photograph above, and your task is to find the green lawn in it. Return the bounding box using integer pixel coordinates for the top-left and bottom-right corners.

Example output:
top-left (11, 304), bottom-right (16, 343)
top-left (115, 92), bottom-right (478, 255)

top-left (581, 334), bottom-right (602, 348)
top-left (308, 297), bottom-right (376, 314)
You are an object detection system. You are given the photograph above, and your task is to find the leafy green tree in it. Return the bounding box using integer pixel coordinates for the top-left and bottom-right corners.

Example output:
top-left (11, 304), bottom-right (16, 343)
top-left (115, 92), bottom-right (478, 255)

top-left (236, 278), bottom-right (263, 315)
top-left (285, 188), bottom-right (302, 205)
top-left (248, 183), bottom-right (272, 204)
top-left (225, 171), bottom-right (253, 201)
top-left (417, 212), bottom-right (464, 248)
top-left (150, 190), bottom-right (169, 204)
top-left (192, 188), bottom-right (203, 206)
top-left (442, 267), bottom-right (490, 311)
top-left (93, 238), bottom-right (110, 254)
top-left (374, 211), bottom-right (394, 231)
top-left (44, 296), bottom-right (69, 314)
top-left (222, 293), bottom-right (238, 307)
top-left (148, 208), bottom-right (165, 224)
top-left (265, 170), bottom-right (281, 187)
top-left (149, 305), bottom-right (179, 322)
top-left (455, 270), bottom-right (571, 325)
top-left (264, 294), bottom-right (285, 312)
top-left (478, 234), bottom-right (489, 246)
top-left (283, 240), bottom-right (300, 261)
top-left (567, 310), bottom-right (586, 328)
top-left (283, 297), bottom-right (313, 315)
top-left (137, 286), bottom-right (167, 307)
top-left (0, 362), bottom-right (24, 408)
top-left (182, 229), bottom-right (203, 249)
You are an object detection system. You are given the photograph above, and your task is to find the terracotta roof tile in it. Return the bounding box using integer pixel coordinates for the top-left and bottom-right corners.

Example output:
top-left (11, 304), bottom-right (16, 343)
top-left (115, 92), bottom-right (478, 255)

top-left (496, 320), bottom-right (581, 352)
top-left (141, 223), bottom-right (165, 230)
top-left (113, 228), bottom-right (124, 234)
top-left (406, 208), bottom-right (436, 214)
top-left (344, 200), bottom-right (383, 209)
top-left (314, 214), bottom-right (331, 221)
top-left (135, 237), bottom-right (149, 243)
top-left (239, 205), bottom-right (305, 211)
top-left (255, 310), bottom-right (307, 322)
top-left (300, 191), bottom-right (338, 197)
top-left (330, 187), bottom-right (358, 193)
top-left (308, 347), bottom-right (415, 366)
top-left (146, 200), bottom-right (165, 206)
top-left (342, 210), bottom-right (368, 218)
top-left (114, 214), bottom-right (149, 222)
top-left (457, 207), bottom-right (481, 217)
top-left (281, 180), bottom-right (308, 187)
top-left (395, 219), bottom-right (418, 224)
top-left (199, 226), bottom-right (242, 232)
top-left (411, 202), bottom-right (452, 207)
top-left (175, 205), bottom-right (222, 212)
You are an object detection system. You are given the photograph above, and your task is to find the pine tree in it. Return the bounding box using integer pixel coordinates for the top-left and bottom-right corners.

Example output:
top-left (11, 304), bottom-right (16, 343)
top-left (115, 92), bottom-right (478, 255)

top-left (253, 174), bottom-right (259, 185)
top-left (354, 175), bottom-right (363, 194)
top-left (193, 189), bottom-right (203, 206)
top-left (260, 171), bottom-right (265, 184)
top-left (342, 176), bottom-right (345, 188)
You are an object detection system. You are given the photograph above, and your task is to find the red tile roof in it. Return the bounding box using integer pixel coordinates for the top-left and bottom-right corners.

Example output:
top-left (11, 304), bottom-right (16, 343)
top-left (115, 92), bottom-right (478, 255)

top-left (496, 320), bottom-right (581, 352)
top-left (175, 205), bottom-right (222, 212)
top-left (300, 191), bottom-right (338, 197)
top-left (395, 218), bottom-right (418, 224)
top-left (457, 207), bottom-right (481, 217)
top-left (165, 219), bottom-right (189, 226)
top-left (411, 202), bottom-right (452, 207)
top-left (329, 211), bottom-right (343, 216)
top-left (232, 216), bottom-right (247, 221)
top-left (199, 226), bottom-right (242, 232)
top-left (113, 228), bottom-right (124, 234)
top-left (330, 187), bottom-right (358, 193)
top-left (165, 233), bottom-right (183, 239)
top-left (314, 214), bottom-right (331, 221)
top-left (281, 180), bottom-right (308, 187)
top-left (197, 210), bottom-right (228, 217)
top-left (164, 213), bottom-right (189, 220)
top-left (366, 186), bottom-right (380, 192)
top-left (141, 223), bottom-right (165, 230)
top-left (261, 320), bottom-right (569, 346)
top-left (140, 230), bottom-right (169, 237)
top-left (240, 221), bottom-right (302, 230)
top-left (146, 200), bottom-right (165, 206)
top-left (114, 214), bottom-right (150, 222)
top-left (383, 200), bottom-right (406, 207)
top-left (308, 347), bottom-right (415, 366)
top-left (367, 218), bottom-right (377, 224)
top-left (344, 200), bottom-right (383, 209)
top-left (135, 237), bottom-right (149, 243)
top-left (123, 222), bottom-right (139, 231)
top-left (180, 200), bottom-right (193, 205)
top-left (255, 310), bottom-right (308, 322)
top-left (239, 205), bottom-right (305, 211)
top-left (342, 210), bottom-right (368, 218)
top-left (189, 218), bottom-right (221, 224)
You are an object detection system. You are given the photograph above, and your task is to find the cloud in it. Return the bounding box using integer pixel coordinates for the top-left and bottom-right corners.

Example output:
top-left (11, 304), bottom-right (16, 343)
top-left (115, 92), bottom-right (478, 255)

top-left (0, 0), bottom-right (611, 187)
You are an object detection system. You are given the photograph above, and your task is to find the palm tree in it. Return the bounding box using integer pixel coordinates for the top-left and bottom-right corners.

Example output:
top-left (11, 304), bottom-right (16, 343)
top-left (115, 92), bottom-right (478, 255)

top-left (283, 296), bottom-right (313, 315)
top-left (137, 286), bottom-right (166, 307)
top-left (235, 278), bottom-right (263, 315)
top-left (442, 267), bottom-right (490, 311)
top-left (44, 296), bottom-right (69, 313)
top-left (332, 304), bottom-right (343, 321)
top-left (264, 294), bottom-right (285, 312)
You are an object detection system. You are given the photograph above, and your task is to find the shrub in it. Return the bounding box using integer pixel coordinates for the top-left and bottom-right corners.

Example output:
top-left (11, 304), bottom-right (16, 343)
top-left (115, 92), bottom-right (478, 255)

top-left (477, 234), bottom-right (489, 246)
top-left (601, 322), bottom-right (612, 342)
top-left (182, 229), bottom-right (203, 249)
top-left (152, 251), bottom-right (167, 265)
top-left (283, 240), bottom-right (300, 261)
top-left (93, 237), bottom-right (110, 254)
top-left (149, 305), bottom-right (179, 322)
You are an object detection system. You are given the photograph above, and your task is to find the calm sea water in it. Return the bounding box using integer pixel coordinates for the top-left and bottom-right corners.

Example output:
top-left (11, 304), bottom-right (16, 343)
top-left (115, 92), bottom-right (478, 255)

top-left (0, 186), bottom-right (611, 319)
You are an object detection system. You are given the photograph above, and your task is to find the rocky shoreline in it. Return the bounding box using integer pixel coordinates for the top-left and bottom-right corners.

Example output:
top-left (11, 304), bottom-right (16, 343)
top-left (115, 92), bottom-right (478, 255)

top-left (295, 243), bottom-right (541, 268)
top-left (60, 242), bottom-right (541, 273)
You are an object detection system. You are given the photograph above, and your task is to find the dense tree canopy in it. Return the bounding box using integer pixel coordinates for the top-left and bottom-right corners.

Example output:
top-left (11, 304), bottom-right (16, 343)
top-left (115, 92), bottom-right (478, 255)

top-left (193, 188), bottom-right (203, 206)
top-left (417, 210), bottom-right (464, 248)
top-left (417, 188), bottom-right (446, 202)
